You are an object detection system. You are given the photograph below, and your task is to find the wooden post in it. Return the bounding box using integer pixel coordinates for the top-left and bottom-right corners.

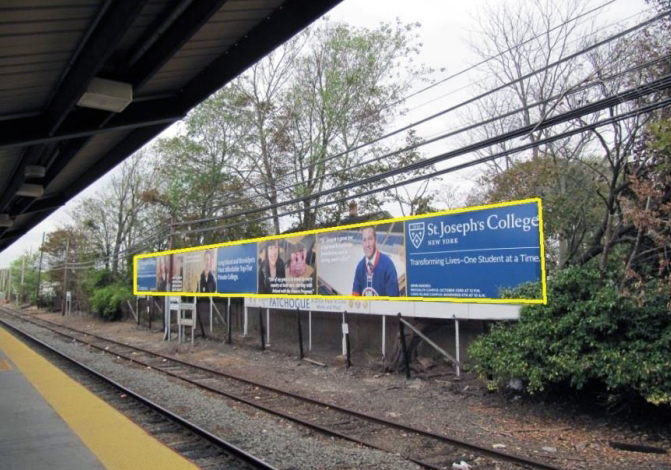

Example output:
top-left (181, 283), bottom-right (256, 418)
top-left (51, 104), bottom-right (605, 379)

top-left (382, 315), bottom-right (386, 359)
top-left (398, 313), bottom-right (410, 379)
top-left (61, 236), bottom-right (70, 316)
top-left (455, 317), bottom-right (461, 377)
top-left (343, 311), bottom-right (351, 368)
top-left (226, 299), bottom-right (232, 345)
top-left (259, 308), bottom-right (265, 351)
top-left (209, 297), bottom-right (213, 333)
top-left (36, 232), bottom-right (45, 306)
top-left (297, 308), bottom-right (304, 359)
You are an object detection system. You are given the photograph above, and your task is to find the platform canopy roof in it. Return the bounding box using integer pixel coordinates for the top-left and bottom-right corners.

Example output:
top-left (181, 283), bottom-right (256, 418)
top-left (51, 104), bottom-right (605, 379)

top-left (0, 0), bottom-right (342, 252)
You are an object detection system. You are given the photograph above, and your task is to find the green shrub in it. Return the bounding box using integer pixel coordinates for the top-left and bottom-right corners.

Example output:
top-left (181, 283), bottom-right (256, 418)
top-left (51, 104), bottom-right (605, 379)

top-left (90, 283), bottom-right (132, 321)
top-left (470, 265), bottom-right (671, 406)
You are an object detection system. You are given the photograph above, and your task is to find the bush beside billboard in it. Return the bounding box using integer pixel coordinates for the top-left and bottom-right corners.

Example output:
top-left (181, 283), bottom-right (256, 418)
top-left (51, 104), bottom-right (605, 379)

top-left (134, 198), bottom-right (547, 304)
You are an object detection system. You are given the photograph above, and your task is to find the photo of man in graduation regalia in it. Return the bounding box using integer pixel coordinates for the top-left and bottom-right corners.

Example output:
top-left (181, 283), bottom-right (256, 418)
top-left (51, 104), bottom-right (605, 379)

top-left (352, 226), bottom-right (400, 297)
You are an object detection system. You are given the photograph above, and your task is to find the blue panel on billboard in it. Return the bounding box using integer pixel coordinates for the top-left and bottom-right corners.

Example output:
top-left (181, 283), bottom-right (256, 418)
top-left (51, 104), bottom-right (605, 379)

top-left (217, 243), bottom-right (257, 293)
top-left (137, 258), bottom-right (157, 292)
top-left (405, 202), bottom-right (542, 299)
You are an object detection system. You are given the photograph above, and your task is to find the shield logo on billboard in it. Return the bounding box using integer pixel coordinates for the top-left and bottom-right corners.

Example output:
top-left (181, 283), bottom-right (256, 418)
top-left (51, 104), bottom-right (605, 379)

top-left (408, 222), bottom-right (425, 249)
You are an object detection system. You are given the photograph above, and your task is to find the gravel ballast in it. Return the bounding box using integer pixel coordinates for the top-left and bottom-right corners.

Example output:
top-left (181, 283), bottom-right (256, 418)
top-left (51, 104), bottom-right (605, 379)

top-left (1, 314), bottom-right (421, 470)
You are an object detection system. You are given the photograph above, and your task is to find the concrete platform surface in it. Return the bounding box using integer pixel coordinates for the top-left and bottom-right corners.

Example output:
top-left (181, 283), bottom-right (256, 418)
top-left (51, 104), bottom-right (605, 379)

top-left (0, 325), bottom-right (198, 470)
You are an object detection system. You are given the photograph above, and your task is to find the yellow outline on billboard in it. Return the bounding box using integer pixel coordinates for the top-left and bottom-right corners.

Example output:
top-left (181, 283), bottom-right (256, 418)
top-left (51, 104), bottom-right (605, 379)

top-left (133, 198), bottom-right (548, 305)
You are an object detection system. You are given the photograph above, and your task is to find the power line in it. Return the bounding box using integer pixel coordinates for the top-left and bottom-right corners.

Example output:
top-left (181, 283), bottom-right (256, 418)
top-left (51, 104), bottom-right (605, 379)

top-left (170, 73), bottom-right (671, 239)
top-left (42, 10), bottom-right (671, 268)
top-left (387, 0), bottom-right (621, 111)
top-left (402, 4), bottom-right (655, 116)
top-left (164, 97), bottom-right (670, 242)
top-left (48, 77), bottom-right (671, 270)
top-left (60, 56), bottom-right (671, 268)
top-left (47, 50), bottom-right (671, 270)
top-left (175, 52), bottom-right (671, 229)
top-left (189, 9), bottom-right (668, 221)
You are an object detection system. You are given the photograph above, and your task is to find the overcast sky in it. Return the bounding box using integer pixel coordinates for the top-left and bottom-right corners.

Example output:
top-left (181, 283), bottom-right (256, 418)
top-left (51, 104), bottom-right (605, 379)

top-left (0, 0), bottom-right (650, 268)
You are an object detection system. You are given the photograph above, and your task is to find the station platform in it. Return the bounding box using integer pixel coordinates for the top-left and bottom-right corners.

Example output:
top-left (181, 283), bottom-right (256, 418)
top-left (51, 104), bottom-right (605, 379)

top-left (0, 326), bottom-right (198, 470)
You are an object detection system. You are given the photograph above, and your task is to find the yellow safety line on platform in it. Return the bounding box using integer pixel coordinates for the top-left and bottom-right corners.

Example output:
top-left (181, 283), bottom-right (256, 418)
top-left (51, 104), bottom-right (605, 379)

top-left (0, 327), bottom-right (199, 470)
top-left (0, 358), bottom-right (13, 371)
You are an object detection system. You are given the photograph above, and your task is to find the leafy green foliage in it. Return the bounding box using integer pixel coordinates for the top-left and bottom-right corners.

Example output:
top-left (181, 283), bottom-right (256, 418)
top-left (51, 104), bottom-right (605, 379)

top-left (470, 155), bottom-right (607, 268)
top-left (470, 265), bottom-right (671, 406)
top-left (90, 283), bottom-right (132, 321)
top-left (8, 250), bottom-right (40, 304)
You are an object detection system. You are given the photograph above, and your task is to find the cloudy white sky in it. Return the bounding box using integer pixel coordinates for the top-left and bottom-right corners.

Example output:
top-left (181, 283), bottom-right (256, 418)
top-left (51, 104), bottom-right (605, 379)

top-left (0, 0), bottom-right (651, 267)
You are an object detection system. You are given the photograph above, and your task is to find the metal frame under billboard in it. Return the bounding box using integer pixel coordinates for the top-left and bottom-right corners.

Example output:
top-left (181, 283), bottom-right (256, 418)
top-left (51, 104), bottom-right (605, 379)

top-left (134, 198), bottom-right (547, 304)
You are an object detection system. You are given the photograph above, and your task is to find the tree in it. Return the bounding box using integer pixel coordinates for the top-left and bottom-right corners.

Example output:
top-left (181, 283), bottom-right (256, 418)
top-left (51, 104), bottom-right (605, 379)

top-left (473, 155), bottom-right (607, 267)
top-left (7, 250), bottom-right (39, 304)
top-left (41, 227), bottom-right (97, 312)
top-left (463, 0), bottom-right (657, 271)
top-left (463, 0), bottom-right (594, 169)
top-left (379, 130), bottom-right (440, 216)
top-left (71, 151), bottom-right (153, 275)
top-left (152, 91), bottom-right (271, 247)
top-left (621, 119), bottom-right (671, 289)
top-left (224, 38), bottom-right (305, 234)
top-left (279, 20), bottom-right (430, 228)
top-left (152, 19), bottom-right (432, 236)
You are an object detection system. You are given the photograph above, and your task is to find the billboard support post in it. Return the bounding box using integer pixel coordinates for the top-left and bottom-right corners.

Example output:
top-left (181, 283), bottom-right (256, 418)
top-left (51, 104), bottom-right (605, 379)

top-left (296, 308), bottom-right (304, 360)
top-left (398, 315), bottom-right (461, 375)
top-left (259, 308), bottom-right (265, 351)
top-left (454, 317), bottom-right (461, 378)
top-left (197, 300), bottom-right (207, 339)
top-left (209, 297), bottom-right (213, 333)
top-left (243, 305), bottom-right (248, 336)
top-left (308, 311), bottom-right (312, 351)
top-left (343, 311), bottom-right (351, 368)
top-left (382, 315), bottom-right (386, 359)
top-left (341, 312), bottom-right (346, 356)
top-left (266, 308), bottom-right (270, 346)
top-left (226, 299), bottom-right (232, 345)
top-left (163, 297), bottom-right (167, 339)
top-left (398, 313), bottom-right (411, 380)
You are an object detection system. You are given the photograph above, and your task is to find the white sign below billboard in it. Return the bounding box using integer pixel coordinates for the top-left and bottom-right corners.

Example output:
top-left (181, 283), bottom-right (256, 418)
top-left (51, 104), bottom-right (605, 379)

top-left (244, 297), bottom-right (519, 320)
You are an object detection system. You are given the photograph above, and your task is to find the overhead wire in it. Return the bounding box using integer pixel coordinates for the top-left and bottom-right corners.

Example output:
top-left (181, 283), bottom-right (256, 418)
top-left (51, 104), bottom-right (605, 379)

top-left (174, 50), bottom-right (671, 230)
top-left (161, 97), bottom-right (670, 243)
top-left (47, 33), bottom-right (671, 268)
top-left (170, 72), bottom-right (671, 238)
top-left (402, 4), bottom-right (655, 115)
top-left (41, 7), bottom-right (671, 268)
top-left (186, 8), bottom-right (667, 222)
top-left (173, 2), bottom-right (639, 220)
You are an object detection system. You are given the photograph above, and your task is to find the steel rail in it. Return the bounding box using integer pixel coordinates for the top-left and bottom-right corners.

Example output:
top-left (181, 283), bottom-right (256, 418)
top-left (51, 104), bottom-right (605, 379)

top-left (1, 307), bottom-right (565, 470)
top-left (0, 315), bottom-right (277, 470)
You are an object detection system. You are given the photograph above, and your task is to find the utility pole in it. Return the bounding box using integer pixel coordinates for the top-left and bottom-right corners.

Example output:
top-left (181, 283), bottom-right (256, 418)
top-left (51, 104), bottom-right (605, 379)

top-left (7, 266), bottom-right (12, 304)
top-left (61, 236), bottom-right (70, 316)
top-left (36, 232), bottom-right (45, 307)
top-left (20, 257), bottom-right (25, 303)
top-left (164, 216), bottom-right (175, 341)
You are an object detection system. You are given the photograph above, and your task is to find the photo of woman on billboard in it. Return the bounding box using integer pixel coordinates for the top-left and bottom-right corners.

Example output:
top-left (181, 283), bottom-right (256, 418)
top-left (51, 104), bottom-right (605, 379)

top-left (156, 255), bottom-right (168, 292)
top-left (198, 249), bottom-right (216, 293)
top-left (258, 240), bottom-right (286, 294)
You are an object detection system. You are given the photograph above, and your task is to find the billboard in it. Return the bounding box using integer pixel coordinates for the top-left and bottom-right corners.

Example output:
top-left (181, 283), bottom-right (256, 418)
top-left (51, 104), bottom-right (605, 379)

top-left (134, 198), bottom-right (547, 304)
top-left (317, 222), bottom-right (406, 297)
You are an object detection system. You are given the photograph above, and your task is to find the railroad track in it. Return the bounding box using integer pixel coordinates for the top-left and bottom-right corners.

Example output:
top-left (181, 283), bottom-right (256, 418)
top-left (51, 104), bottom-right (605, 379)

top-left (1, 306), bottom-right (565, 470)
top-left (0, 313), bottom-right (276, 470)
